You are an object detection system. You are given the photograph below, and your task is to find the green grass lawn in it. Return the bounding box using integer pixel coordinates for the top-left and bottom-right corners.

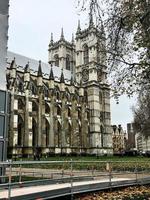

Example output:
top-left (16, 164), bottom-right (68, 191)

top-left (15, 155), bottom-right (150, 162)
top-left (11, 155), bottom-right (150, 171)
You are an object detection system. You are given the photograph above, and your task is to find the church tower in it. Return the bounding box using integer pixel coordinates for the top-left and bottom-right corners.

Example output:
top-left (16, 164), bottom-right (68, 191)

top-left (48, 29), bottom-right (75, 72)
top-left (75, 15), bottom-right (112, 154)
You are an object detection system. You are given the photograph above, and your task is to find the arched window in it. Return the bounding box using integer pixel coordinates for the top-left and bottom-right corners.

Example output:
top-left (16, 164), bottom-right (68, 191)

top-left (32, 101), bottom-right (38, 112)
top-left (54, 54), bottom-right (59, 67)
top-left (57, 105), bottom-right (61, 116)
top-left (78, 109), bottom-right (81, 120)
top-left (78, 124), bottom-right (82, 147)
top-left (97, 44), bottom-right (100, 63)
top-left (57, 121), bottom-right (61, 147)
top-left (32, 118), bottom-right (37, 147)
top-left (44, 86), bottom-right (49, 98)
top-left (100, 125), bottom-right (104, 147)
top-left (87, 109), bottom-right (90, 120)
top-left (45, 103), bottom-right (50, 114)
top-left (66, 55), bottom-right (70, 70)
top-left (83, 44), bottom-right (89, 64)
top-left (84, 90), bottom-right (88, 103)
top-left (56, 91), bottom-right (60, 100)
top-left (68, 107), bottom-right (71, 117)
top-left (18, 98), bottom-right (24, 110)
top-left (68, 123), bottom-right (72, 145)
top-left (18, 115), bottom-right (24, 146)
top-left (99, 92), bottom-right (102, 104)
top-left (45, 118), bottom-right (50, 146)
top-left (30, 82), bottom-right (37, 95)
top-left (18, 81), bottom-right (24, 93)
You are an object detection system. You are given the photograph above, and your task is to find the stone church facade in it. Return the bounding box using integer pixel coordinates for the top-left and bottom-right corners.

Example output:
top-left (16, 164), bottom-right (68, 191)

top-left (7, 20), bottom-right (113, 157)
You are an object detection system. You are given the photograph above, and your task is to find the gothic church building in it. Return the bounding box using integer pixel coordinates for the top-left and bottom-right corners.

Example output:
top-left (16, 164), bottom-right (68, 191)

top-left (7, 19), bottom-right (113, 157)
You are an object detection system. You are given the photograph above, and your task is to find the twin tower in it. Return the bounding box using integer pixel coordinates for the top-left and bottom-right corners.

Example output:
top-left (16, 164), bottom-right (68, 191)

top-left (48, 20), bottom-right (112, 154)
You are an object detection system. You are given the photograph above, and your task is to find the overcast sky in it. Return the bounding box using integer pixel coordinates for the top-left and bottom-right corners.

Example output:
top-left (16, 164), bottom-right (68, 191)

top-left (8, 0), bottom-right (136, 130)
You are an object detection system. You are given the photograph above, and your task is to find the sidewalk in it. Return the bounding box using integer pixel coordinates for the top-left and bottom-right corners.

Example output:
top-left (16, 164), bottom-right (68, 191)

top-left (0, 178), bottom-right (132, 199)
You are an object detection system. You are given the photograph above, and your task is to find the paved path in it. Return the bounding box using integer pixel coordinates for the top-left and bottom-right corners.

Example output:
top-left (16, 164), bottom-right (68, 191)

top-left (0, 178), bottom-right (132, 199)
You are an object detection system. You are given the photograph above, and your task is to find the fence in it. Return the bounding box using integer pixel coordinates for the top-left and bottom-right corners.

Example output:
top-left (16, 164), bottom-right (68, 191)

top-left (0, 160), bottom-right (150, 199)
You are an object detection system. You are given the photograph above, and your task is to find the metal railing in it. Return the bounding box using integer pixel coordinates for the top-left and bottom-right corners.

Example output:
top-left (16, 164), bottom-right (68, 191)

top-left (0, 160), bottom-right (150, 199)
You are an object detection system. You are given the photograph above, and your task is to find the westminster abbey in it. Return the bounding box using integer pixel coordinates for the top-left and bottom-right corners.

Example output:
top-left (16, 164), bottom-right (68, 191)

top-left (6, 18), bottom-right (113, 157)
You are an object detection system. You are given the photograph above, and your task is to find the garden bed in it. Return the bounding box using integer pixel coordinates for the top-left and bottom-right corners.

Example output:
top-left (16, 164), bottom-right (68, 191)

top-left (76, 185), bottom-right (150, 200)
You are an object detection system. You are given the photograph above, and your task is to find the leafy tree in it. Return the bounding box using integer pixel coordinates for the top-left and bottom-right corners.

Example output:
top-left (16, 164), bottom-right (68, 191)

top-left (76, 0), bottom-right (150, 97)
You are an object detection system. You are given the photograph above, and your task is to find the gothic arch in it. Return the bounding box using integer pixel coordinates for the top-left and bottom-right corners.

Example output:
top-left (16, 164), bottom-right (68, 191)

top-left (54, 85), bottom-right (61, 101)
top-left (32, 117), bottom-right (37, 147)
top-left (100, 125), bottom-right (104, 147)
top-left (18, 79), bottom-right (24, 93)
top-left (79, 123), bottom-right (82, 147)
top-left (18, 98), bottom-right (24, 110)
top-left (32, 100), bottom-right (38, 112)
top-left (17, 114), bottom-right (24, 146)
top-left (55, 120), bottom-right (61, 147)
top-left (87, 109), bottom-right (90, 121)
top-left (78, 108), bottom-right (81, 121)
top-left (85, 107), bottom-right (90, 136)
top-left (74, 89), bottom-right (79, 103)
top-left (83, 44), bottom-right (89, 64)
top-left (45, 118), bottom-right (50, 147)
top-left (45, 102), bottom-right (50, 114)
top-left (56, 91), bottom-right (60, 100)
top-left (57, 104), bottom-right (61, 116)
top-left (29, 78), bottom-right (37, 95)
top-left (67, 122), bottom-right (72, 146)
top-left (54, 54), bottom-right (59, 67)
top-left (65, 87), bottom-right (71, 101)
top-left (68, 107), bottom-right (71, 118)
top-left (99, 92), bottom-right (102, 104)
top-left (16, 74), bottom-right (24, 93)
top-left (97, 43), bottom-right (100, 63)
top-left (66, 54), bottom-right (70, 70)
top-left (84, 90), bottom-right (88, 103)
top-left (44, 83), bottom-right (49, 98)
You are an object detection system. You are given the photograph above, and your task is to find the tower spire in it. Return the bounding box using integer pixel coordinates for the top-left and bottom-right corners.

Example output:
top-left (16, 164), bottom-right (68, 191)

top-left (24, 61), bottom-right (30, 73)
top-left (71, 33), bottom-right (75, 44)
top-left (60, 68), bottom-right (65, 83)
top-left (89, 1), bottom-right (94, 28)
top-left (60, 27), bottom-right (64, 40)
top-left (49, 64), bottom-right (54, 80)
top-left (10, 57), bottom-right (16, 69)
top-left (37, 60), bottom-right (42, 77)
top-left (50, 33), bottom-right (53, 44)
top-left (77, 20), bottom-right (81, 33)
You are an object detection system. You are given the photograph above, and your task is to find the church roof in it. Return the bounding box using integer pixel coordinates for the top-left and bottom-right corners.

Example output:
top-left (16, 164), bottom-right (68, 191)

top-left (7, 51), bottom-right (71, 82)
